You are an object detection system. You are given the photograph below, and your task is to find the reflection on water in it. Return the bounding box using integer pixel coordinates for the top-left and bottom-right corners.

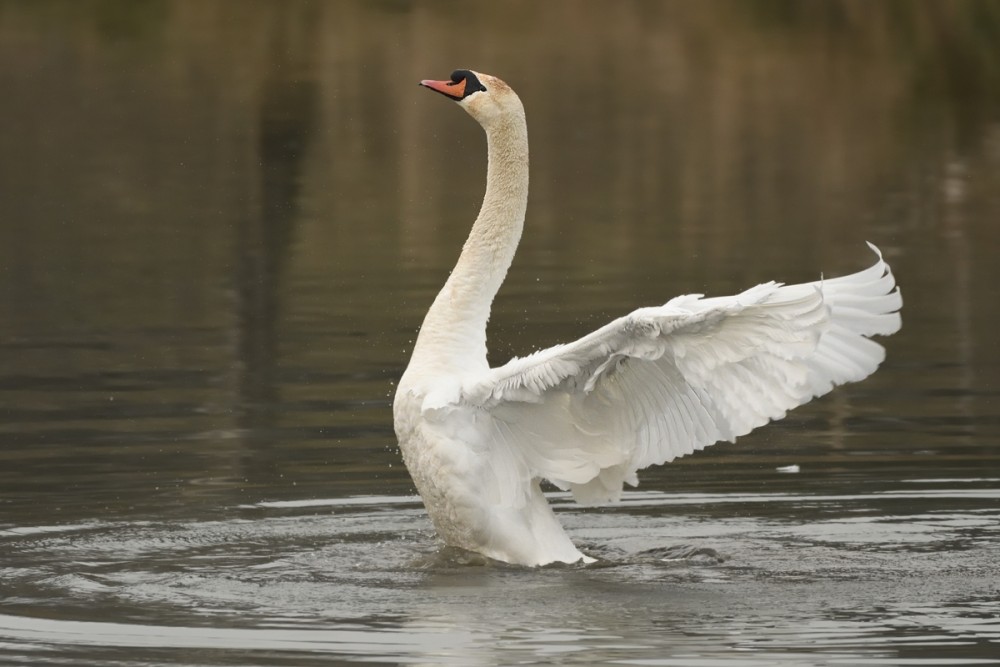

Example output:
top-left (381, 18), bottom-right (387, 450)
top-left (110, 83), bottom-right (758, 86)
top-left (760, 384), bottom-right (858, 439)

top-left (2, 489), bottom-right (999, 665)
top-left (0, 1), bottom-right (999, 665)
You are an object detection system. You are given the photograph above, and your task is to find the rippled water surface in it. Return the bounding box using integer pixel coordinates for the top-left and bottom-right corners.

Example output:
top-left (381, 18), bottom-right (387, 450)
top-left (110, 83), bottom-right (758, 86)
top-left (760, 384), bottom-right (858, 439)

top-left (3, 487), bottom-right (1000, 665)
top-left (2, 2), bottom-right (1000, 666)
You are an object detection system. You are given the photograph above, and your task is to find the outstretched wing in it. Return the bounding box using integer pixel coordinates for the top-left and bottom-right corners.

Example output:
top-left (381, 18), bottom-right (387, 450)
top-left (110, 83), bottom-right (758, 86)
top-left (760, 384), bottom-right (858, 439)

top-left (429, 244), bottom-right (902, 506)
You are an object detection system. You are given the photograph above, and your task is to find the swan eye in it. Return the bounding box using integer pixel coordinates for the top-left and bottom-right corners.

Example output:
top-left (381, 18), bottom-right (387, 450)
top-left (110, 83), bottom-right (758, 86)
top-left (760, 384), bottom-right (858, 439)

top-left (450, 69), bottom-right (487, 96)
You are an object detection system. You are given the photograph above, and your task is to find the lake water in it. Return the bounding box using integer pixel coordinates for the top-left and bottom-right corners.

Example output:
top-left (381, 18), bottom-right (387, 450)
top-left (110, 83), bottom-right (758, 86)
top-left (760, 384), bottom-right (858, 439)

top-left (1, 2), bottom-right (999, 665)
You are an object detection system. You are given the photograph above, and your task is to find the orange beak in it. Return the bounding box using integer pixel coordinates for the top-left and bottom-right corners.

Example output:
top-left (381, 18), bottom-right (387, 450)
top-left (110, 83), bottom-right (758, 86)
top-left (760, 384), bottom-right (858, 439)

top-left (420, 77), bottom-right (467, 101)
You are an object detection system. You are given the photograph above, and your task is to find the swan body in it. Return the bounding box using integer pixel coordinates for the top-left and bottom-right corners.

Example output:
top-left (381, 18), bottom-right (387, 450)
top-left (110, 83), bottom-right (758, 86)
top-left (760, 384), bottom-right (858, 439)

top-left (393, 70), bottom-right (902, 567)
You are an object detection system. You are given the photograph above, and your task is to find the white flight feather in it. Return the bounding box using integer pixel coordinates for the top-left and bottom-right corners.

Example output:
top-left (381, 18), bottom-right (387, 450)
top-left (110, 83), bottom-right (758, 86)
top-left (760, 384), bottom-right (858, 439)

top-left (429, 243), bottom-right (901, 507)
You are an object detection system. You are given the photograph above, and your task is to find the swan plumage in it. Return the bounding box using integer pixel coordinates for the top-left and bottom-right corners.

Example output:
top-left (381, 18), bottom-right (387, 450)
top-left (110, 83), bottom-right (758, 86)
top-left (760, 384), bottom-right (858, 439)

top-left (393, 70), bottom-right (902, 566)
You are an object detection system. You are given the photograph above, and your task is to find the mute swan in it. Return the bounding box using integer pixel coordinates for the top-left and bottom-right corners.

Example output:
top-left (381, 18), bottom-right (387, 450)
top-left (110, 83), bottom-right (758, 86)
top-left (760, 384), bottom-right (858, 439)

top-left (393, 70), bottom-right (902, 567)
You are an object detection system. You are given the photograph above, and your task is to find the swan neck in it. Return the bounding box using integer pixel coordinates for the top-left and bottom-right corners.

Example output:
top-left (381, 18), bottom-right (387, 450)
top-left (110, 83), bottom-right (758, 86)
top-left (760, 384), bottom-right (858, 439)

top-left (411, 111), bottom-right (529, 372)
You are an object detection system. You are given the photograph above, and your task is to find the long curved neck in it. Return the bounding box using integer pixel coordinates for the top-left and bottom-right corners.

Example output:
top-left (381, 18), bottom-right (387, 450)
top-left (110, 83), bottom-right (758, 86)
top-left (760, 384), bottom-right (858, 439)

top-left (410, 111), bottom-right (529, 375)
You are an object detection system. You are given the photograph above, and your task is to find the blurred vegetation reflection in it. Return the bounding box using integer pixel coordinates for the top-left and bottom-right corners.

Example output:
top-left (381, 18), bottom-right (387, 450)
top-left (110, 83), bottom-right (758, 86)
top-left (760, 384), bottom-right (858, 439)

top-left (0, 0), bottom-right (998, 516)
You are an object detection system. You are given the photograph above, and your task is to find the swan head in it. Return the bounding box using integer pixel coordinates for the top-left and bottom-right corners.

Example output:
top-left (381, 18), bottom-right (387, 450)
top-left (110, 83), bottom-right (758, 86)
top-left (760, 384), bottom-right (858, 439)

top-left (420, 69), bottom-right (522, 127)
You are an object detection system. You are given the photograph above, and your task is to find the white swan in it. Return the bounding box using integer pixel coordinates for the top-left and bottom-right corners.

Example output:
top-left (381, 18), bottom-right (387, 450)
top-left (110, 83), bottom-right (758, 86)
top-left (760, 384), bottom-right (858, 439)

top-left (393, 70), bottom-right (902, 566)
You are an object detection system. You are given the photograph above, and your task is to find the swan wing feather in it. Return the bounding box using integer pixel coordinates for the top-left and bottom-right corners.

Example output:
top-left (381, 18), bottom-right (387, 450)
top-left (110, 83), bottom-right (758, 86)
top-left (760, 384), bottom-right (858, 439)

top-left (448, 244), bottom-right (901, 505)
